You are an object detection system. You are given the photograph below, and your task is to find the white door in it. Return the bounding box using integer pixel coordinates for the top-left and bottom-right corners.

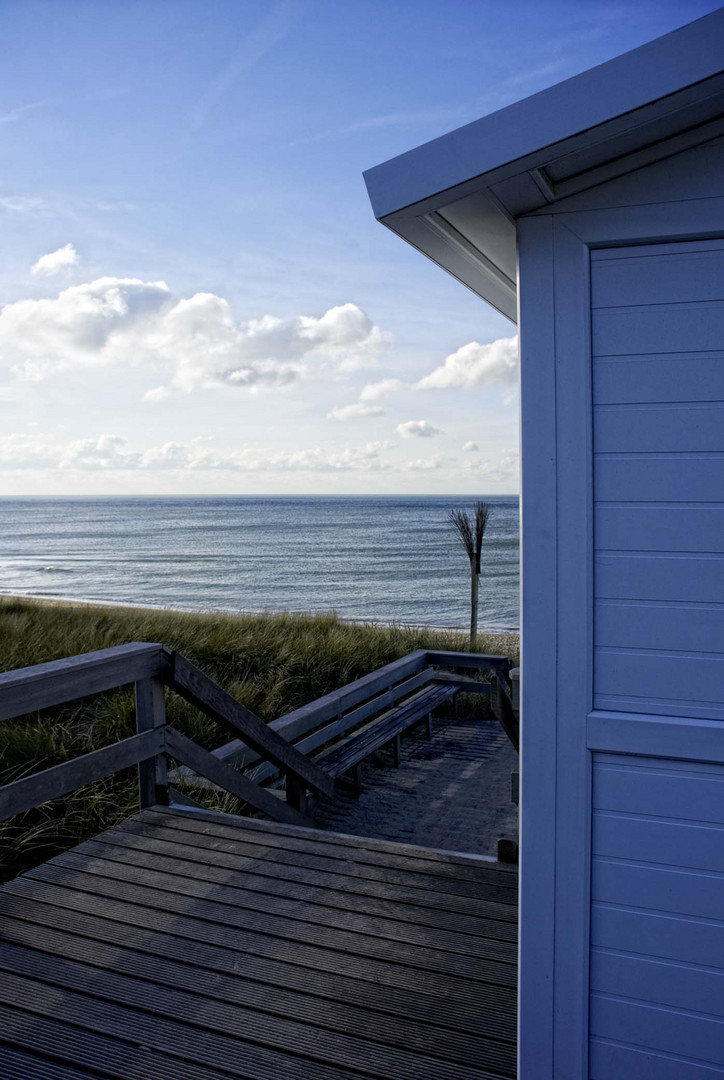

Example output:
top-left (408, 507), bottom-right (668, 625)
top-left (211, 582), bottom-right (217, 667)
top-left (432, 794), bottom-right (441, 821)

top-left (519, 223), bottom-right (724, 1080)
top-left (588, 239), bottom-right (724, 1078)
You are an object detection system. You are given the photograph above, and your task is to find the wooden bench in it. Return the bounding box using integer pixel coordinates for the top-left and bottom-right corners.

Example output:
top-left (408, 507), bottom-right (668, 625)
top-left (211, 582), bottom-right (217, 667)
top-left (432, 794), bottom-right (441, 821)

top-left (317, 680), bottom-right (460, 790)
top-left (173, 649), bottom-right (513, 808)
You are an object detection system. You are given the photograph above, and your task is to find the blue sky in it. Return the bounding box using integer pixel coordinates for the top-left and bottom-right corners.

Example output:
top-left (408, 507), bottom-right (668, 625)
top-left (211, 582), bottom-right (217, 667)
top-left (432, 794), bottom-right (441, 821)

top-left (0, 0), bottom-right (717, 495)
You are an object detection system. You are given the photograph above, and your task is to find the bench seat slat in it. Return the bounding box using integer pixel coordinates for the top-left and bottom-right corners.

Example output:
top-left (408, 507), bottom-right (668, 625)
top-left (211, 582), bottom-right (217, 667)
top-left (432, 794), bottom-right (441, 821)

top-left (240, 669), bottom-right (436, 787)
top-left (319, 684), bottom-right (458, 779)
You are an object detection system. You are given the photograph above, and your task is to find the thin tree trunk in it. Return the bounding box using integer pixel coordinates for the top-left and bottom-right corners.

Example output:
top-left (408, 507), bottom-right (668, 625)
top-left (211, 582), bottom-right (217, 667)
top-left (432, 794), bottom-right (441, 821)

top-left (470, 564), bottom-right (479, 646)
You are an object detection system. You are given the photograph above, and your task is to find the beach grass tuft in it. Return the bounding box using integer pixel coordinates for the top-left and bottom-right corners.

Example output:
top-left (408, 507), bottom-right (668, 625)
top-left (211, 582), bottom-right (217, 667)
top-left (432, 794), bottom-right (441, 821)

top-left (0, 596), bottom-right (518, 880)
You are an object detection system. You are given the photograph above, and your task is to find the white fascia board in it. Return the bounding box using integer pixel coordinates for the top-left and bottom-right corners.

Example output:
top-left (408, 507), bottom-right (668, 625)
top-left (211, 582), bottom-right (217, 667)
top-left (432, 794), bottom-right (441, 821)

top-left (364, 7), bottom-right (724, 221)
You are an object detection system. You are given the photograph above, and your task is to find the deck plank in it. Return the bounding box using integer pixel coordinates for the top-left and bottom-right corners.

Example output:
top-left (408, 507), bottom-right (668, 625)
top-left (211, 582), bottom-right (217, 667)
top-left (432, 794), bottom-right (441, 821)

top-left (80, 830), bottom-right (519, 939)
top-left (154, 802), bottom-right (518, 874)
top-left (0, 942), bottom-right (514, 1080)
top-left (144, 806), bottom-right (517, 884)
top-left (0, 918), bottom-right (515, 1064)
top-left (0, 1045), bottom-right (102, 1080)
top-left (0, 806), bottom-right (517, 1078)
top-left (2, 875), bottom-right (501, 1003)
top-left (50, 843), bottom-right (516, 961)
top-left (0, 898), bottom-right (514, 1036)
top-left (113, 816), bottom-right (518, 915)
top-left (0, 1003), bottom-right (235, 1080)
top-left (125, 812), bottom-right (518, 902)
top-left (23, 860), bottom-right (516, 985)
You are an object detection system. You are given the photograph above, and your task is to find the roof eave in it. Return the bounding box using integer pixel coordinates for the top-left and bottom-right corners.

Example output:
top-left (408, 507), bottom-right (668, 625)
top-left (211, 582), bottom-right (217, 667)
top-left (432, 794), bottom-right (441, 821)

top-left (364, 8), bottom-right (724, 222)
top-left (363, 8), bottom-right (724, 322)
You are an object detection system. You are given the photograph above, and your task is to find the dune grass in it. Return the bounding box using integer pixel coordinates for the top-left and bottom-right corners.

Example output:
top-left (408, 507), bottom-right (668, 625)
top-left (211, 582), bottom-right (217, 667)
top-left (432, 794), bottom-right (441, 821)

top-left (0, 596), bottom-right (519, 880)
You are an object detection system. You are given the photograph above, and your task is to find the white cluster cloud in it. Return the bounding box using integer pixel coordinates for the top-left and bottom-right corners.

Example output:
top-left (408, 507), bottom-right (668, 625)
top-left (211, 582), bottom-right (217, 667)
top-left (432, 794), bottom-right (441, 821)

top-left (143, 385), bottom-right (172, 402)
top-left (359, 378), bottom-right (406, 402)
top-left (404, 456), bottom-right (446, 471)
top-left (343, 336), bottom-right (518, 425)
top-left (327, 402), bottom-right (385, 421)
top-left (30, 243), bottom-right (79, 278)
top-left (416, 336), bottom-right (518, 391)
top-left (396, 420), bottom-right (442, 439)
top-left (463, 441), bottom-right (479, 452)
top-left (0, 432), bottom-right (391, 473)
top-left (0, 277), bottom-right (172, 381)
top-left (0, 275), bottom-right (390, 393)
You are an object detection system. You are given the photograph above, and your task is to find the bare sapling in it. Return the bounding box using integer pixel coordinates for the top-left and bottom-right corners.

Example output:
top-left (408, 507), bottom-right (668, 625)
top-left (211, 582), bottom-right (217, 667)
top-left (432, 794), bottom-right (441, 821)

top-left (448, 501), bottom-right (490, 647)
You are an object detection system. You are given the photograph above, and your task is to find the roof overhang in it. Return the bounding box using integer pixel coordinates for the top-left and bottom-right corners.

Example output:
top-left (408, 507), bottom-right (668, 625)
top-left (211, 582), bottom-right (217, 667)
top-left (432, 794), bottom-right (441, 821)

top-left (363, 8), bottom-right (724, 323)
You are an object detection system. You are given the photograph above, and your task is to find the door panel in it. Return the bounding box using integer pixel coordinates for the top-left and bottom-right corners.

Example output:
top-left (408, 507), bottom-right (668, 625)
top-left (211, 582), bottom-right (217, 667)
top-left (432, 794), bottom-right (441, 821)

top-left (590, 752), bottom-right (724, 1075)
top-left (592, 243), bottom-right (724, 718)
top-left (590, 239), bottom-right (724, 1076)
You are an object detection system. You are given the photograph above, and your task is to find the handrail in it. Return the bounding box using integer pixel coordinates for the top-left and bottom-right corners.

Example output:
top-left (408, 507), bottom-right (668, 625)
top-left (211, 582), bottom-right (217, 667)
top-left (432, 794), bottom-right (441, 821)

top-left (0, 642), bottom-right (332, 823)
top-left (0, 643), bottom-right (163, 722)
top-left (266, 650), bottom-right (431, 745)
top-left (425, 650), bottom-right (511, 672)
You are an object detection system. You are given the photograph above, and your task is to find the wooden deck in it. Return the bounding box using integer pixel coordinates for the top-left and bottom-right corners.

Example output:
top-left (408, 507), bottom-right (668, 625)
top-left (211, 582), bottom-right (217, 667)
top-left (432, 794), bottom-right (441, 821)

top-left (0, 805), bottom-right (518, 1080)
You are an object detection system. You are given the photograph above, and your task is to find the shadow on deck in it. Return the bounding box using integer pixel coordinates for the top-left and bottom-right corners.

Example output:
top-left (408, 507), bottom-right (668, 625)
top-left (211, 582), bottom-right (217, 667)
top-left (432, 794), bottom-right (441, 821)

top-left (311, 713), bottom-right (519, 857)
top-left (0, 805), bottom-right (517, 1079)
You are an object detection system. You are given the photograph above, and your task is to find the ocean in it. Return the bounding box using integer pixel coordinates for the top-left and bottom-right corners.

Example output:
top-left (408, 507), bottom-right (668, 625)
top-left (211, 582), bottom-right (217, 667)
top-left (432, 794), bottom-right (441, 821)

top-left (0, 496), bottom-right (520, 632)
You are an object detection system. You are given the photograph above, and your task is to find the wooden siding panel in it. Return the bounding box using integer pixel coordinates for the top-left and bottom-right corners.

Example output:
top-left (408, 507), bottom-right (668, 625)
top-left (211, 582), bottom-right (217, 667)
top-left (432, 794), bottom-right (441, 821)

top-left (592, 902), bottom-right (724, 968)
top-left (592, 242), bottom-right (724, 309)
top-left (594, 649), bottom-right (724, 718)
top-left (594, 454), bottom-right (724, 504)
top-left (593, 354), bottom-right (724, 405)
top-left (590, 995), bottom-right (724, 1069)
top-left (593, 759), bottom-right (724, 823)
top-left (593, 812), bottom-right (724, 873)
top-left (593, 302), bottom-right (724, 357)
top-left (596, 552), bottom-right (724, 603)
top-left (593, 860), bottom-right (724, 921)
top-left (595, 508), bottom-right (724, 554)
top-left (591, 1037), bottom-right (724, 1080)
top-left (595, 601), bottom-right (724, 653)
top-left (594, 403), bottom-right (724, 453)
top-left (589, 753), bottom-right (724, 1074)
top-left (592, 950), bottom-right (724, 1017)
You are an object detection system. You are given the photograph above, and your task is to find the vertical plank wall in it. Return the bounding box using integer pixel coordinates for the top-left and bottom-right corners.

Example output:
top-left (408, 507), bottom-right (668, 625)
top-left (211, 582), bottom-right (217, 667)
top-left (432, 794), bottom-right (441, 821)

top-left (589, 240), bottom-right (724, 1077)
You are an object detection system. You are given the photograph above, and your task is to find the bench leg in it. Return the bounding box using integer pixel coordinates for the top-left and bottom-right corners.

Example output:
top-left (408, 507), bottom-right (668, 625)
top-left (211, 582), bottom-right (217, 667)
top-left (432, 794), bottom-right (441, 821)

top-left (352, 764), bottom-right (363, 794)
top-left (286, 774), bottom-right (308, 815)
top-left (426, 712), bottom-right (433, 740)
top-left (392, 735), bottom-right (401, 768)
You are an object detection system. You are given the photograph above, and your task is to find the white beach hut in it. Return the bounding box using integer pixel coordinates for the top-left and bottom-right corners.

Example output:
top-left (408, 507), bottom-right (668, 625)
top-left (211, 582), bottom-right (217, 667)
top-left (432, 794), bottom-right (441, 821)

top-left (365, 10), bottom-right (724, 1078)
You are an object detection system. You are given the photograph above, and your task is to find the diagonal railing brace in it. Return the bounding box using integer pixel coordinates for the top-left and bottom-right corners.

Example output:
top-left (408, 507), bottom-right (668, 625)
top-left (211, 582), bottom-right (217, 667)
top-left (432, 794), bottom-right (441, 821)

top-left (163, 649), bottom-right (337, 801)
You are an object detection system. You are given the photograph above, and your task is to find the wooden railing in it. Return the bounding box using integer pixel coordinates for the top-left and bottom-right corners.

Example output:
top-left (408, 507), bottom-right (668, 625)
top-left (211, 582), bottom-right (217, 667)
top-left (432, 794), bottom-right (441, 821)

top-left (210, 648), bottom-right (517, 778)
top-left (0, 642), bottom-right (338, 827)
top-left (0, 644), bottom-right (517, 830)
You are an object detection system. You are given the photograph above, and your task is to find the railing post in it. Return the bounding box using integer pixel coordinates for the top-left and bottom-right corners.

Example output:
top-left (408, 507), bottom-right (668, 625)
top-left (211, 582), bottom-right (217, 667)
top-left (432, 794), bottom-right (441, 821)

top-left (135, 677), bottom-right (168, 808)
